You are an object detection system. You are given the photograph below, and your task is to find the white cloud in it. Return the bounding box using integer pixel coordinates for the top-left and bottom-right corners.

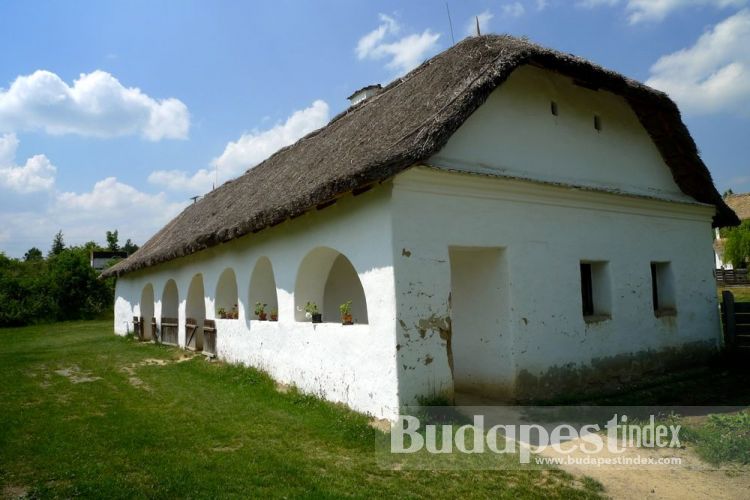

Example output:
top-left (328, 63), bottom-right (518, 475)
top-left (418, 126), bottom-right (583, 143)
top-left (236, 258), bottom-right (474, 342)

top-left (502, 2), bottom-right (526, 18)
top-left (466, 11), bottom-right (494, 36)
top-left (356, 14), bottom-right (400, 59)
top-left (0, 133), bottom-right (56, 193)
top-left (149, 100), bottom-right (330, 193)
top-left (2, 177), bottom-right (184, 257)
top-left (0, 174), bottom-right (185, 257)
top-left (0, 133), bottom-right (184, 256)
top-left (578, 0), bottom-right (747, 23)
top-left (646, 9), bottom-right (750, 115)
top-left (536, 0), bottom-right (550, 10)
top-left (0, 132), bottom-right (17, 165)
top-left (0, 70), bottom-right (189, 140)
top-left (577, 0), bottom-right (619, 7)
top-left (147, 168), bottom-right (215, 194)
top-left (627, 0), bottom-right (746, 23)
top-left (56, 176), bottom-right (174, 212)
top-left (356, 14), bottom-right (440, 74)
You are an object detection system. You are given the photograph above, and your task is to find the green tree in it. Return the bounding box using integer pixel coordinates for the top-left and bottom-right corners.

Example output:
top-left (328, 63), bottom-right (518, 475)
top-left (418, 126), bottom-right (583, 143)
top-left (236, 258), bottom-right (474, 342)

top-left (122, 238), bottom-right (139, 254)
top-left (106, 230), bottom-right (119, 252)
top-left (50, 230), bottom-right (65, 256)
top-left (0, 245), bottom-right (114, 327)
top-left (724, 220), bottom-right (750, 269)
top-left (0, 253), bottom-right (55, 326)
top-left (47, 247), bottom-right (112, 321)
top-left (24, 247), bottom-right (43, 261)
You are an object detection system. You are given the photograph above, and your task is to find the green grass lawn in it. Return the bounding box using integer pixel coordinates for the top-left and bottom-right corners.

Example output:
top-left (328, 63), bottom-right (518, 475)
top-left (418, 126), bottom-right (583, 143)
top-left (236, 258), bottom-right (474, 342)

top-left (0, 321), bottom-right (601, 499)
top-left (718, 286), bottom-right (750, 303)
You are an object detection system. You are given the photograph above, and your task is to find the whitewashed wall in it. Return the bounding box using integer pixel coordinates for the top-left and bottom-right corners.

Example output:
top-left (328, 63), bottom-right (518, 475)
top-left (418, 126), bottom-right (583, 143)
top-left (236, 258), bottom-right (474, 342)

top-left (114, 187), bottom-right (400, 420)
top-left (392, 168), bottom-right (719, 404)
top-left (431, 65), bottom-right (693, 203)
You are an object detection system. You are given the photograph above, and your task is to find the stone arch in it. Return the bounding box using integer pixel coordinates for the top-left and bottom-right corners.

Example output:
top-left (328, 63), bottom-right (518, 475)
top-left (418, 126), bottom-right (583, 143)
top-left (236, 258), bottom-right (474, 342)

top-left (248, 257), bottom-right (279, 320)
top-left (294, 247), bottom-right (368, 324)
top-left (214, 268), bottom-right (239, 318)
top-left (140, 283), bottom-right (155, 340)
top-left (161, 279), bottom-right (179, 318)
top-left (186, 274), bottom-right (205, 350)
top-left (160, 279), bottom-right (180, 345)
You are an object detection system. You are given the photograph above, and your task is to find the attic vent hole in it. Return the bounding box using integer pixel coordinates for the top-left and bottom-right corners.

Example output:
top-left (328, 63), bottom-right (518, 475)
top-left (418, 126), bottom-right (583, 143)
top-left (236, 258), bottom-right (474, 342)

top-left (550, 101), bottom-right (558, 116)
top-left (594, 115), bottom-right (602, 132)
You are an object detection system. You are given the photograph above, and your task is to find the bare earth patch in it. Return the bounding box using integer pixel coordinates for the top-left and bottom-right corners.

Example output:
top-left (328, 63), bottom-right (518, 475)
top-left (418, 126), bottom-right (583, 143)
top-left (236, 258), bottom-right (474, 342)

top-left (54, 365), bottom-right (101, 384)
top-left (275, 382), bottom-right (291, 394)
top-left (119, 354), bottom-right (197, 391)
top-left (211, 443), bottom-right (244, 453)
top-left (539, 433), bottom-right (750, 499)
top-left (368, 418), bottom-right (391, 433)
top-left (2, 485), bottom-right (28, 499)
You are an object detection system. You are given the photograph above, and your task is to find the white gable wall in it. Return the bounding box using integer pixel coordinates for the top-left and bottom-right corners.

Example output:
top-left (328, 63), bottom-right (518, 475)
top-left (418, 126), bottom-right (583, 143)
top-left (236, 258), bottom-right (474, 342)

top-left (431, 65), bottom-right (692, 203)
top-left (114, 186), bottom-right (399, 420)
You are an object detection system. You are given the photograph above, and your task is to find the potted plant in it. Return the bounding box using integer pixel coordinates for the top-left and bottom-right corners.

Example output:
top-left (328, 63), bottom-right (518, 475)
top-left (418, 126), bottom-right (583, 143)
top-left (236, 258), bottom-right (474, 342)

top-left (232, 304), bottom-right (239, 319)
top-left (270, 309), bottom-right (278, 322)
top-left (305, 302), bottom-right (322, 323)
top-left (218, 307), bottom-right (227, 319)
top-left (255, 302), bottom-right (267, 321)
top-left (339, 300), bottom-right (353, 325)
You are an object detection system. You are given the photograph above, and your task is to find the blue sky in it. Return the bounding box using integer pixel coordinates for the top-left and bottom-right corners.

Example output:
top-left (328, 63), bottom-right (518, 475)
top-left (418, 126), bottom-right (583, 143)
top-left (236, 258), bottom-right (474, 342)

top-left (1, 0), bottom-right (748, 257)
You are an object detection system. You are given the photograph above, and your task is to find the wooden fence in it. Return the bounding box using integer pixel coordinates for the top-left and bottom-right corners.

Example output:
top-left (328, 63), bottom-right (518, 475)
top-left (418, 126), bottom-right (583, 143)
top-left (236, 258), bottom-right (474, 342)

top-left (134, 316), bottom-right (217, 355)
top-left (721, 291), bottom-right (750, 355)
top-left (185, 317), bottom-right (200, 351)
top-left (203, 319), bottom-right (217, 358)
top-left (151, 317), bottom-right (159, 343)
top-left (160, 317), bottom-right (179, 345)
top-left (133, 316), bottom-right (142, 340)
top-left (715, 268), bottom-right (749, 286)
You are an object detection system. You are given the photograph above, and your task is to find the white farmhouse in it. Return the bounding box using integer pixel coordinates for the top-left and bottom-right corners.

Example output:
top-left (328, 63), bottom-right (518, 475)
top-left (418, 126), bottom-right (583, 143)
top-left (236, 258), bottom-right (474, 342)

top-left (104, 36), bottom-right (739, 420)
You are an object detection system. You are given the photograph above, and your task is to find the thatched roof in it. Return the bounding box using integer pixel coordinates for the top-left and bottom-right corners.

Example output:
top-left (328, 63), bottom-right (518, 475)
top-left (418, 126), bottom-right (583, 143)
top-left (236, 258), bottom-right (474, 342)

top-left (725, 193), bottom-right (750, 221)
top-left (103, 34), bottom-right (739, 278)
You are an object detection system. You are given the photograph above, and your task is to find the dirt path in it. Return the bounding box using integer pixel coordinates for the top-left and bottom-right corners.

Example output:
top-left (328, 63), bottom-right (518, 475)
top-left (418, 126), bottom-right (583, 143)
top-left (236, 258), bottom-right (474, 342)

top-left (453, 395), bottom-right (750, 499)
top-left (538, 432), bottom-right (750, 499)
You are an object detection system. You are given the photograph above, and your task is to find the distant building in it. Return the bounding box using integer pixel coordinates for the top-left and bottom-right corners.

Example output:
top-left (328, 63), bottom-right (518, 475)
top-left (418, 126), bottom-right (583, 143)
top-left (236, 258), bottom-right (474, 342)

top-left (714, 193), bottom-right (749, 269)
top-left (90, 250), bottom-right (129, 271)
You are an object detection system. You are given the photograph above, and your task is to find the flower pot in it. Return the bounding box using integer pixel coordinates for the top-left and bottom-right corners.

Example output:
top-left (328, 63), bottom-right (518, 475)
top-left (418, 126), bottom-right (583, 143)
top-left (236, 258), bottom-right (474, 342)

top-left (311, 313), bottom-right (322, 323)
top-left (341, 314), bottom-right (353, 325)
top-left (259, 312), bottom-right (267, 321)
top-left (270, 314), bottom-right (278, 322)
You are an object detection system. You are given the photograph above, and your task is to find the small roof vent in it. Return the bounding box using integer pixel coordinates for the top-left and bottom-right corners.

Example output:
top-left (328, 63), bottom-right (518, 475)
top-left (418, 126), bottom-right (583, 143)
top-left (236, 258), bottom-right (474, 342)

top-left (347, 84), bottom-right (382, 106)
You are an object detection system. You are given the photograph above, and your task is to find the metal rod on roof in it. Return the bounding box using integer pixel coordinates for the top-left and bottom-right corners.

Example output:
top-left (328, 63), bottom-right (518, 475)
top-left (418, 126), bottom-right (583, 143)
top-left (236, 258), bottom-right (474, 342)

top-left (446, 3), bottom-right (455, 46)
top-left (476, 16), bottom-right (481, 36)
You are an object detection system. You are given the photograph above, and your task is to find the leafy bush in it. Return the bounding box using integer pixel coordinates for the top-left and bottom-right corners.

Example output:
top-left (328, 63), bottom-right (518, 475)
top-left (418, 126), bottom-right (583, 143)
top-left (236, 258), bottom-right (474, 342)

top-left (682, 411), bottom-right (750, 465)
top-left (723, 220), bottom-right (750, 269)
top-left (0, 247), bottom-right (114, 327)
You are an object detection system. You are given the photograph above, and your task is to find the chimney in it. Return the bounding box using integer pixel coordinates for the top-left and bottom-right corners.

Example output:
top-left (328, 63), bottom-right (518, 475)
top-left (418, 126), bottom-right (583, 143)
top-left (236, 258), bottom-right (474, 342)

top-left (347, 84), bottom-right (382, 106)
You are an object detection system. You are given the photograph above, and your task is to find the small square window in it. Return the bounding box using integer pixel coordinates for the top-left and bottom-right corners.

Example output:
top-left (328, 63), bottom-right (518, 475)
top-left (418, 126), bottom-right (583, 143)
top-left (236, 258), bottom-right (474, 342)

top-left (651, 262), bottom-right (676, 316)
top-left (580, 261), bottom-right (611, 321)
